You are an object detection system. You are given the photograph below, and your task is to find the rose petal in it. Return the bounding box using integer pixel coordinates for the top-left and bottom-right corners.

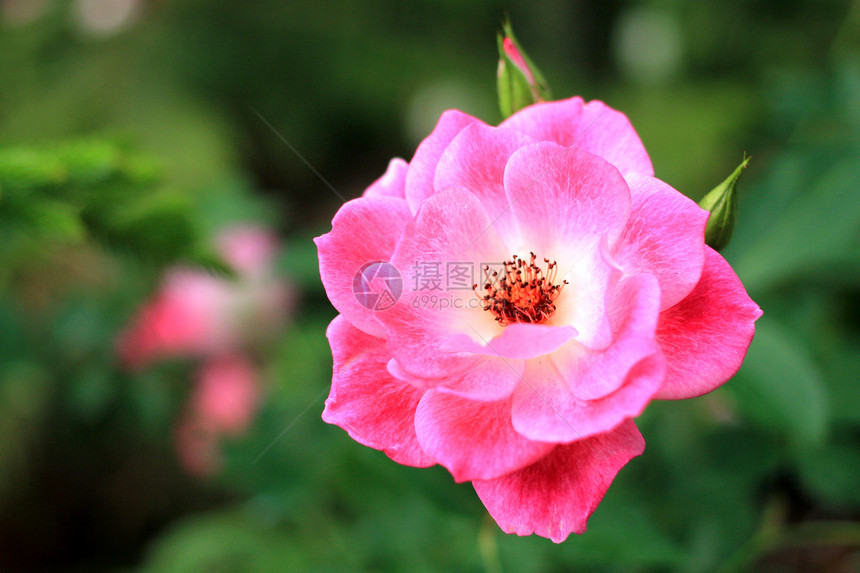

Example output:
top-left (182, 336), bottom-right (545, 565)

top-left (504, 142), bottom-right (631, 267)
top-left (473, 419), bottom-right (645, 542)
top-left (546, 237), bottom-right (617, 350)
top-left (655, 247), bottom-right (762, 399)
top-left (414, 390), bottom-right (554, 482)
top-left (404, 110), bottom-right (477, 214)
top-left (193, 354), bottom-right (259, 436)
top-left (379, 188), bottom-right (513, 378)
top-left (503, 143), bottom-right (631, 349)
top-left (501, 97), bottom-right (654, 176)
top-left (315, 196), bottom-right (412, 338)
top-left (555, 274), bottom-right (661, 401)
top-left (440, 323), bottom-right (578, 360)
top-left (364, 158), bottom-right (408, 199)
top-left (388, 356), bottom-right (524, 402)
top-left (435, 357), bottom-right (525, 402)
top-left (511, 349), bottom-right (665, 443)
top-left (435, 122), bottom-right (535, 243)
top-left (322, 315), bottom-right (434, 467)
top-left (615, 173), bottom-right (708, 310)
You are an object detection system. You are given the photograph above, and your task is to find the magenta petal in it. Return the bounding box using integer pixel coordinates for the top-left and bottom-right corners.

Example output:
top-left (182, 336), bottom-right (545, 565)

top-left (511, 350), bottom-right (665, 443)
top-left (386, 357), bottom-right (434, 390)
top-left (552, 236), bottom-right (617, 350)
top-left (501, 97), bottom-right (654, 176)
top-left (414, 390), bottom-right (554, 482)
top-left (322, 316), bottom-right (434, 467)
top-left (473, 419), bottom-right (645, 543)
top-left (440, 323), bottom-right (578, 360)
top-left (435, 122), bottom-right (535, 241)
top-left (364, 158), bottom-right (408, 199)
top-left (404, 110), bottom-right (478, 214)
top-left (379, 188), bottom-right (511, 379)
top-left (504, 142), bottom-right (631, 260)
top-left (616, 173), bottom-right (708, 310)
top-left (557, 274), bottom-right (662, 401)
top-left (315, 196), bottom-right (412, 338)
top-left (434, 356), bottom-right (525, 402)
top-left (655, 247), bottom-right (762, 399)
top-left (388, 355), bottom-right (524, 402)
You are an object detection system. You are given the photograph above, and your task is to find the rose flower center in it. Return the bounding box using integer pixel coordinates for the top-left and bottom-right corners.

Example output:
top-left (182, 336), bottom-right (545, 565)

top-left (473, 252), bottom-right (567, 326)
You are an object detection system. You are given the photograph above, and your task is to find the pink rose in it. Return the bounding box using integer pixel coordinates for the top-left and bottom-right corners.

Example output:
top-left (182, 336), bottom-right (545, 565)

top-left (191, 353), bottom-right (260, 436)
top-left (217, 225), bottom-right (280, 277)
top-left (118, 225), bottom-right (291, 477)
top-left (117, 269), bottom-right (238, 368)
top-left (316, 97), bottom-right (761, 542)
top-left (175, 354), bottom-right (261, 476)
top-left (117, 226), bottom-right (292, 369)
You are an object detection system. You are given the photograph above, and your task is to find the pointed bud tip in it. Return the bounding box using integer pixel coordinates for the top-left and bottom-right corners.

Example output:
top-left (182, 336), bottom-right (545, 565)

top-left (699, 156), bottom-right (750, 252)
top-left (502, 37), bottom-right (534, 83)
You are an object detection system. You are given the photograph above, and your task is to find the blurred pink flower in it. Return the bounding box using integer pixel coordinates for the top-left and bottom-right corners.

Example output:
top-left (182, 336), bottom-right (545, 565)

top-left (175, 354), bottom-right (260, 476)
top-left (316, 97), bottom-right (761, 542)
top-left (217, 225), bottom-right (280, 277)
top-left (117, 270), bottom-right (236, 368)
top-left (192, 354), bottom-right (260, 436)
top-left (118, 226), bottom-right (291, 369)
top-left (119, 225), bottom-right (292, 477)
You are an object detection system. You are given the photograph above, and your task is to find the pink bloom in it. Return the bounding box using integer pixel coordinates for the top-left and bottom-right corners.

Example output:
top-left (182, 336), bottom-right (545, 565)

top-left (118, 226), bottom-right (292, 369)
top-left (217, 225), bottom-right (280, 277)
top-left (316, 97), bottom-right (761, 542)
top-left (117, 269), bottom-right (237, 368)
top-left (175, 354), bottom-right (261, 476)
top-left (191, 354), bottom-right (260, 436)
top-left (118, 226), bottom-right (290, 477)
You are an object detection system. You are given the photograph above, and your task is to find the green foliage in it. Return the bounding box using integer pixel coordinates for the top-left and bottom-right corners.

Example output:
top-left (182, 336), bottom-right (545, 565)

top-left (734, 155), bottom-right (860, 291)
top-left (729, 319), bottom-right (828, 447)
top-left (0, 141), bottom-right (209, 270)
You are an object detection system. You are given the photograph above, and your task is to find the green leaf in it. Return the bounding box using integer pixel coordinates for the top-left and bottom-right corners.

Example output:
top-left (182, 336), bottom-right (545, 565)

top-left (558, 488), bottom-right (686, 567)
top-left (25, 199), bottom-right (86, 244)
top-left (139, 510), bottom-right (308, 573)
top-left (823, 345), bottom-right (860, 425)
top-left (798, 441), bottom-right (860, 508)
top-left (735, 157), bottom-right (860, 291)
top-left (728, 318), bottom-right (828, 447)
top-left (186, 249), bottom-right (238, 279)
top-left (54, 140), bottom-right (122, 188)
top-left (0, 147), bottom-right (67, 196)
top-left (93, 192), bottom-right (198, 262)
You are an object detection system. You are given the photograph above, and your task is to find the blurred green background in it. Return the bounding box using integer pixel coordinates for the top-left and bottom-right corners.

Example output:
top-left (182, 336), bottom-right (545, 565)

top-left (1, 0), bottom-right (859, 571)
